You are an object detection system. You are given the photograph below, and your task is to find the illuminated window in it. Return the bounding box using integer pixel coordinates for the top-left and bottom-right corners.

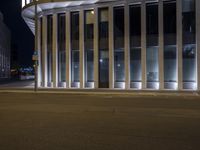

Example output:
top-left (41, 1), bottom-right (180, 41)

top-left (164, 0), bottom-right (177, 89)
top-left (130, 5), bottom-right (142, 89)
top-left (84, 10), bottom-right (94, 88)
top-left (146, 3), bottom-right (159, 89)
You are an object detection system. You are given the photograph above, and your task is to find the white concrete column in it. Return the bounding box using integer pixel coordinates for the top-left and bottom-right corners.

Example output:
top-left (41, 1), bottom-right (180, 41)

top-left (159, 0), bottom-right (164, 90)
top-left (196, 0), bottom-right (200, 91)
top-left (125, 3), bottom-right (130, 89)
top-left (37, 17), bottom-right (41, 87)
top-left (109, 6), bottom-right (114, 89)
top-left (52, 14), bottom-right (58, 88)
top-left (42, 15), bottom-right (48, 87)
top-left (177, 0), bottom-right (183, 90)
top-left (66, 12), bottom-right (71, 88)
top-left (94, 7), bottom-right (99, 89)
top-left (141, 0), bottom-right (146, 89)
top-left (79, 10), bottom-right (85, 89)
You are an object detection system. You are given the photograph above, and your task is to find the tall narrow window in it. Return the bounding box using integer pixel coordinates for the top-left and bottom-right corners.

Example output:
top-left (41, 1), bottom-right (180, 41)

top-left (71, 12), bottom-right (80, 88)
top-left (84, 10), bottom-right (94, 88)
top-left (114, 6), bottom-right (125, 88)
top-left (146, 3), bottom-right (159, 89)
top-left (40, 18), bottom-right (43, 86)
top-left (130, 5), bottom-right (142, 89)
top-left (99, 8), bottom-right (109, 88)
top-left (58, 13), bottom-right (66, 87)
top-left (182, 0), bottom-right (196, 89)
top-left (47, 15), bottom-right (53, 87)
top-left (163, 0), bottom-right (177, 89)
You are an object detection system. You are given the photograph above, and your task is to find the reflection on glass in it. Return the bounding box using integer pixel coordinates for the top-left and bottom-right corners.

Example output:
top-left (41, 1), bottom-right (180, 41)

top-left (99, 8), bottom-right (109, 88)
top-left (182, 0), bottom-right (196, 89)
top-left (183, 44), bottom-right (196, 82)
top-left (146, 47), bottom-right (159, 82)
top-left (114, 7), bottom-right (125, 88)
top-left (130, 5), bottom-right (141, 88)
top-left (164, 0), bottom-right (177, 89)
top-left (40, 18), bottom-right (43, 86)
top-left (84, 10), bottom-right (94, 87)
top-left (71, 12), bottom-right (80, 87)
top-left (58, 13), bottom-right (66, 85)
top-left (146, 3), bottom-right (159, 89)
top-left (47, 15), bottom-right (53, 86)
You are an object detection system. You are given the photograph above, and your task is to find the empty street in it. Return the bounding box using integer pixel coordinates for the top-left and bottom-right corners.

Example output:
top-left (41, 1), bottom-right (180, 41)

top-left (0, 92), bottom-right (200, 150)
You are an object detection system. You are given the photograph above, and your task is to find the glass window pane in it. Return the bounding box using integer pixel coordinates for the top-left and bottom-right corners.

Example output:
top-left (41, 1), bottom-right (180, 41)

top-left (146, 47), bottom-right (159, 82)
top-left (163, 0), bottom-right (177, 89)
top-left (146, 3), bottom-right (158, 47)
top-left (130, 5), bottom-right (141, 47)
top-left (71, 51), bottom-right (80, 82)
top-left (84, 10), bottom-right (94, 87)
top-left (58, 13), bottom-right (66, 84)
top-left (182, 0), bottom-right (196, 89)
top-left (40, 18), bottom-right (43, 86)
top-left (47, 15), bottom-right (53, 86)
top-left (164, 46), bottom-right (177, 81)
top-left (114, 7), bottom-right (125, 87)
top-left (130, 48), bottom-right (141, 82)
top-left (71, 12), bottom-right (80, 87)
top-left (99, 8), bottom-right (109, 88)
top-left (146, 3), bottom-right (159, 89)
top-left (183, 44), bottom-right (196, 82)
top-left (130, 5), bottom-right (142, 88)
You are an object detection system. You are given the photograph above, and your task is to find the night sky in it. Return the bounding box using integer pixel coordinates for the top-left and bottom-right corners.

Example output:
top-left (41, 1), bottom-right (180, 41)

top-left (0, 0), bottom-right (34, 67)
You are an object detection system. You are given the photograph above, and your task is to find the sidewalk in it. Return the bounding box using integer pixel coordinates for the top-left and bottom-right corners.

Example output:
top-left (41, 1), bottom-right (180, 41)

top-left (0, 80), bottom-right (199, 97)
top-left (0, 79), bottom-right (34, 88)
top-left (0, 88), bottom-right (199, 98)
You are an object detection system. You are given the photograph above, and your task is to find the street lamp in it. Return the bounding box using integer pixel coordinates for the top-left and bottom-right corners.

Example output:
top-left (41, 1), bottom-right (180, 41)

top-left (33, 0), bottom-right (38, 92)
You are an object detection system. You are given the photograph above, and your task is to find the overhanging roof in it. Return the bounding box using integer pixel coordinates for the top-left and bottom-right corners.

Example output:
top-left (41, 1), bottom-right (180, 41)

top-left (22, 0), bottom-right (118, 34)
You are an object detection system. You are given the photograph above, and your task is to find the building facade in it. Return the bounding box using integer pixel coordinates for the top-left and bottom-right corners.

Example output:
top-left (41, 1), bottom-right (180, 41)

top-left (22, 0), bottom-right (200, 90)
top-left (0, 11), bottom-right (10, 80)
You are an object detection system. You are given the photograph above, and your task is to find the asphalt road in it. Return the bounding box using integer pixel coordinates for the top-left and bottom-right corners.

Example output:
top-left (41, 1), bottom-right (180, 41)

top-left (0, 92), bottom-right (200, 150)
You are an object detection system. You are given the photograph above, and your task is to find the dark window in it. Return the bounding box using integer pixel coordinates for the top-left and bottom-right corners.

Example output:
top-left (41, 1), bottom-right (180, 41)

top-left (163, 0), bottom-right (177, 87)
top-left (114, 7), bottom-right (125, 84)
top-left (58, 13), bottom-right (66, 83)
top-left (146, 3), bottom-right (159, 87)
top-left (71, 12), bottom-right (80, 85)
top-left (84, 10), bottom-right (94, 85)
top-left (47, 15), bottom-right (53, 84)
top-left (99, 8), bottom-right (109, 88)
top-left (130, 5), bottom-right (142, 84)
top-left (182, 0), bottom-right (196, 86)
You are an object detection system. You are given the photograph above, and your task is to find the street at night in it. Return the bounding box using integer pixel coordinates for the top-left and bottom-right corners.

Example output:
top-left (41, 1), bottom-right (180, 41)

top-left (0, 92), bottom-right (200, 150)
top-left (1, 0), bottom-right (200, 150)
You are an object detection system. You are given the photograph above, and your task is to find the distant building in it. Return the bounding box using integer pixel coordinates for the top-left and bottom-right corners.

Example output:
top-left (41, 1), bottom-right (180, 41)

top-left (0, 11), bottom-right (11, 80)
top-left (22, 0), bottom-right (200, 91)
top-left (11, 43), bottom-right (19, 69)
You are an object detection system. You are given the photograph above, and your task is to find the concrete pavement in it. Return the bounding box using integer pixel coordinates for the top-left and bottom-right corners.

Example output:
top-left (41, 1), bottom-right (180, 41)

top-left (0, 79), bottom-right (34, 88)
